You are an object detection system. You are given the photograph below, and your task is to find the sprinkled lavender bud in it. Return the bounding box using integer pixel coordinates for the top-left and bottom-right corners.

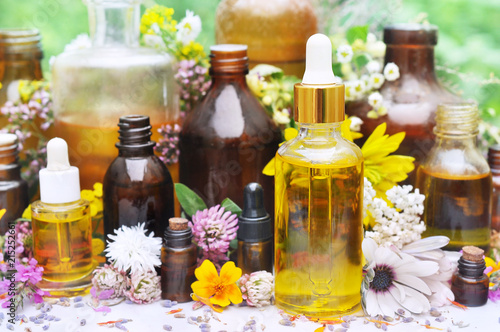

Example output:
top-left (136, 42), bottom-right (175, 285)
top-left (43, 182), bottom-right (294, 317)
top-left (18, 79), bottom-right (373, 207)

top-left (341, 322), bottom-right (350, 328)
top-left (115, 322), bottom-right (127, 331)
top-left (125, 300), bottom-right (134, 304)
top-left (35, 319), bottom-right (44, 324)
top-left (37, 313), bottom-right (46, 319)
top-left (29, 316), bottom-right (36, 322)
top-left (47, 316), bottom-right (55, 321)
top-left (80, 319), bottom-right (86, 326)
top-left (381, 324), bottom-right (388, 331)
top-left (44, 303), bottom-right (53, 312)
top-left (430, 309), bottom-right (441, 317)
top-left (163, 325), bottom-right (173, 331)
top-left (174, 314), bottom-right (186, 318)
top-left (162, 300), bottom-right (172, 308)
top-left (60, 297), bottom-right (68, 302)
top-left (425, 319), bottom-right (431, 326)
top-left (43, 325), bottom-right (50, 331)
top-left (172, 301), bottom-right (178, 306)
top-left (342, 316), bottom-right (354, 322)
top-left (403, 317), bottom-right (414, 323)
top-left (22, 317), bottom-right (29, 323)
top-left (36, 303), bottom-right (44, 310)
top-left (375, 322), bottom-right (382, 329)
top-left (397, 309), bottom-right (405, 316)
top-left (188, 316), bottom-right (198, 325)
top-left (14, 314), bottom-right (20, 321)
top-left (54, 317), bottom-right (61, 321)
top-left (436, 317), bottom-right (446, 323)
top-left (74, 302), bottom-right (84, 308)
top-left (279, 319), bottom-right (294, 327)
top-left (74, 296), bottom-right (83, 303)
top-left (7, 324), bottom-right (14, 330)
top-left (327, 325), bottom-right (335, 331)
top-left (383, 316), bottom-right (394, 322)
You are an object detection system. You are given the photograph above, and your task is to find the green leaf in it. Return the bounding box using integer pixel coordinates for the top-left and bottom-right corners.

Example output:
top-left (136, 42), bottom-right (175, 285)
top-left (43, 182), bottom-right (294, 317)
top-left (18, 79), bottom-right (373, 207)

top-left (249, 64), bottom-right (284, 79)
top-left (220, 198), bottom-right (242, 217)
top-left (353, 54), bottom-right (370, 69)
top-left (346, 25), bottom-right (369, 44)
top-left (174, 183), bottom-right (207, 217)
top-left (229, 239), bottom-right (238, 250)
top-left (332, 62), bottom-right (343, 77)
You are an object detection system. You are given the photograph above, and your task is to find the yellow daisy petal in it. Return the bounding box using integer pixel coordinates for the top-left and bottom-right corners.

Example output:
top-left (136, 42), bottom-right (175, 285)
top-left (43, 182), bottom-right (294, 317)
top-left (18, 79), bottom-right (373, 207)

top-left (262, 157), bottom-right (276, 176)
top-left (284, 127), bottom-right (298, 141)
top-left (219, 261), bottom-right (242, 285)
top-left (195, 260), bottom-right (219, 283)
top-left (225, 283), bottom-right (243, 304)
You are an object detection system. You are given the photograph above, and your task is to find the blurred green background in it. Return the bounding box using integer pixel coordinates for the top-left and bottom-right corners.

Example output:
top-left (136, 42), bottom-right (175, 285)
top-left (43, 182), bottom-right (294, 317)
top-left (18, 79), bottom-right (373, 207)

top-left (0, 0), bottom-right (499, 122)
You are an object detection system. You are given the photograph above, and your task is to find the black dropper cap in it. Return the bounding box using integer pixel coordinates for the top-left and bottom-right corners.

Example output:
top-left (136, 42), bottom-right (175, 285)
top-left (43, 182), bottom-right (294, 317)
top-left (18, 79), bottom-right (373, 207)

top-left (237, 183), bottom-right (272, 242)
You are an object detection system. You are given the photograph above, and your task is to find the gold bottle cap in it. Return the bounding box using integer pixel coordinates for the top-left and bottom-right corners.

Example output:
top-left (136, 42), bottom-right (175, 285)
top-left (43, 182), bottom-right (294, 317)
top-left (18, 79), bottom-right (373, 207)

top-left (294, 33), bottom-right (345, 124)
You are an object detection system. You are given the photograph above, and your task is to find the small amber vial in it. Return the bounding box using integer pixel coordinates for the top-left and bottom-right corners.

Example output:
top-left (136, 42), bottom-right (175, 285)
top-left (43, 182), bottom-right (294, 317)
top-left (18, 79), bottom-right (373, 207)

top-left (451, 246), bottom-right (489, 307)
top-left (161, 218), bottom-right (197, 302)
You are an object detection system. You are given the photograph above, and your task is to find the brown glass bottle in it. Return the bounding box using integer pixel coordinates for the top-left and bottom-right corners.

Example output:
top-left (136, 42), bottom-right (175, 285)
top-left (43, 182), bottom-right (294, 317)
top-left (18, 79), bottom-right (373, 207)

top-left (161, 218), bottom-right (197, 302)
top-left (0, 133), bottom-right (28, 233)
top-left (346, 24), bottom-right (458, 185)
top-left (489, 145), bottom-right (500, 232)
top-left (103, 115), bottom-right (174, 239)
top-left (237, 183), bottom-right (273, 275)
top-left (179, 45), bottom-right (281, 215)
top-left (0, 29), bottom-right (43, 105)
top-left (451, 246), bottom-right (489, 307)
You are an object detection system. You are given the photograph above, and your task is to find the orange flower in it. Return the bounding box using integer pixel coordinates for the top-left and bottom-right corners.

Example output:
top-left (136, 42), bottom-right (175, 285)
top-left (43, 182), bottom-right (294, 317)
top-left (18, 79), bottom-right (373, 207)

top-left (191, 260), bottom-right (243, 308)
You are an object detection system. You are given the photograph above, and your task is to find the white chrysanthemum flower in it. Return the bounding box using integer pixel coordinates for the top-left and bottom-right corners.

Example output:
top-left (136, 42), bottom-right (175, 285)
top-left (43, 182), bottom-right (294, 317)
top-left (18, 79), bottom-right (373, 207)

top-left (362, 238), bottom-right (439, 317)
top-left (238, 271), bottom-right (274, 307)
top-left (273, 108), bottom-right (291, 125)
top-left (366, 60), bottom-right (381, 74)
top-left (349, 116), bottom-right (363, 132)
top-left (369, 73), bottom-right (385, 90)
top-left (63, 33), bottom-right (92, 52)
top-left (383, 62), bottom-right (400, 81)
top-left (105, 223), bottom-right (162, 275)
top-left (336, 44), bottom-right (353, 63)
top-left (176, 10), bottom-right (202, 45)
top-left (125, 270), bottom-right (161, 304)
top-left (368, 92), bottom-right (383, 110)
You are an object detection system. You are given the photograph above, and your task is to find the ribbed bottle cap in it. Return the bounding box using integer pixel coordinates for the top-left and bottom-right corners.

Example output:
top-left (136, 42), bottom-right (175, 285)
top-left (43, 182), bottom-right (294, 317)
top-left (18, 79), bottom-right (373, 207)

top-left (209, 44), bottom-right (249, 74)
top-left (488, 145), bottom-right (500, 174)
top-left (237, 183), bottom-right (272, 242)
top-left (0, 28), bottom-right (42, 55)
top-left (434, 102), bottom-right (479, 137)
top-left (116, 115), bottom-right (155, 148)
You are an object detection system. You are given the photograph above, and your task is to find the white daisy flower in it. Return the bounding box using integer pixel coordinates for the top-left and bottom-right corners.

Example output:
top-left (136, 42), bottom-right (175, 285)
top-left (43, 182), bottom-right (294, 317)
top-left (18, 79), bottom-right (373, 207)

top-left (176, 10), bottom-right (202, 45)
top-left (336, 44), bottom-right (353, 63)
top-left (369, 73), bottom-right (385, 90)
top-left (362, 238), bottom-right (439, 317)
top-left (368, 92), bottom-right (383, 110)
top-left (104, 223), bottom-right (162, 275)
top-left (352, 79), bottom-right (366, 96)
top-left (366, 60), bottom-right (381, 74)
top-left (383, 62), bottom-right (400, 81)
top-left (349, 116), bottom-right (363, 132)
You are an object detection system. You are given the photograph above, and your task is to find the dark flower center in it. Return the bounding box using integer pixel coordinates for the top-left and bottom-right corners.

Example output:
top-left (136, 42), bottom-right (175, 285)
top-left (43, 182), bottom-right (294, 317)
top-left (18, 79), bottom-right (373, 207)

top-left (370, 264), bottom-right (394, 293)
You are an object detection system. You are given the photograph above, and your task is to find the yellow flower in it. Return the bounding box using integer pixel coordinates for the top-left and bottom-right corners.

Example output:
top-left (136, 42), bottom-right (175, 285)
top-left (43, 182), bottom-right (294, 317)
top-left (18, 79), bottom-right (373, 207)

top-left (485, 256), bottom-right (499, 277)
top-left (362, 123), bottom-right (414, 196)
top-left (262, 117), bottom-right (363, 176)
top-left (191, 260), bottom-right (242, 308)
top-left (22, 206), bottom-right (31, 220)
top-left (93, 182), bottom-right (103, 198)
top-left (0, 209), bottom-right (5, 220)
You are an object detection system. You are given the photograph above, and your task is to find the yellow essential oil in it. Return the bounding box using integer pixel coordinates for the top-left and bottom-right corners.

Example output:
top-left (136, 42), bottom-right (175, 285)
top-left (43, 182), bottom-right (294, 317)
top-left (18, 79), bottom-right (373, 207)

top-left (274, 34), bottom-right (364, 318)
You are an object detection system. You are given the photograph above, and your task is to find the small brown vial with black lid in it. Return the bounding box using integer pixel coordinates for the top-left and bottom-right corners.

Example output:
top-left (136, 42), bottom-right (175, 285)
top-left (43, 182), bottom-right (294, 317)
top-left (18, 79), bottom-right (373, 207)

top-left (451, 246), bottom-right (490, 307)
top-left (161, 218), bottom-right (197, 302)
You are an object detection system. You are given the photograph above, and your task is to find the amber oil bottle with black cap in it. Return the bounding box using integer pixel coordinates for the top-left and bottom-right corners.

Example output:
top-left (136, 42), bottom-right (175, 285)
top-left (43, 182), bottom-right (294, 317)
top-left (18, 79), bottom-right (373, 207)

top-left (103, 115), bottom-right (174, 239)
top-left (237, 182), bottom-right (273, 275)
top-left (161, 217), bottom-right (197, 302)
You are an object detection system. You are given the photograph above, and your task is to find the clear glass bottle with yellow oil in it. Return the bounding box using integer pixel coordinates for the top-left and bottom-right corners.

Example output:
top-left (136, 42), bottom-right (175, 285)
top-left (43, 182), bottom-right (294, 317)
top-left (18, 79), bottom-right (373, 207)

top-left (416, 102), bottom-right (491, 251)
top-left (274, 34), bottom-right (364, 317)
top-left (32, 137), bottom-right (95, 297)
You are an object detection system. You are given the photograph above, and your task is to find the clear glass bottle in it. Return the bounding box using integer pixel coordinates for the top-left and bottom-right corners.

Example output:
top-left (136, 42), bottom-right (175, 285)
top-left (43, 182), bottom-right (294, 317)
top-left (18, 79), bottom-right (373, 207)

top-left (215, 0), bottom-right (317, 78)
top-left (0, 133), bottom-right (28, 234)
top-left (51, 0), bottom-right (179, 190)
top-left (275, 34), bottom-right (364, 317)
top-left (179, 45), bottom-right (281, 214)
top-left (0, 28), bottom-right (43, 105)
top-left (416, 103), bottom-right (491, 251)
top-left (346, 24), bottom-right (458, 185)
top-left (103, 115), bottom-right (174, 240)
top-left (488, 145), bottom-right (500, 231)
top-left (32, 138), bottom-right (94, 297)
top-left (451, 246), bottom-right (490, 307)
top-left (161, 218), bottom-right (197, 302)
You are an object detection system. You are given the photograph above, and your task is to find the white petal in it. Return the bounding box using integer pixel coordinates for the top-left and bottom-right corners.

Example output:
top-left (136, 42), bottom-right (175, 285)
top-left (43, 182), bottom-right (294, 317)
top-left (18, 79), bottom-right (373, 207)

top-left (389, 285), bottom-right (404, 303)
top-left (404, 286), bottom-right (431, 313)
top-left (362, 238), bottom-right (378, 263)
top-left (377, 291), bottom-right (400, 317)
top-left (395, 260), bottom-right (439, 277)
top-left (374, 247), bottom-right (401, 268)
top-left (395, 274), bottom-right (432, 295)
top-left (365, 289), bottom-right (382, 316)
top-left (410, 249), bottom-right (445, 261)
top-left (402, 236), bottom-right (449, 253)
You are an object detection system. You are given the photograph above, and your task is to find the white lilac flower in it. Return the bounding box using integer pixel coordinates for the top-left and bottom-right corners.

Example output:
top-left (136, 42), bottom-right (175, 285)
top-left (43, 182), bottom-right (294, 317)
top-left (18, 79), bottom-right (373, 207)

top-left (336, 44), bottom-right (353, 63)
top-left (176, 10), bottom-right (202, 45)
top-left (366, 33), bottom-right (386, 58)
top-left (125, 270), bottom-right (161, 304)
top-left (366, 60), bottom-right (381, 74)
top-left (272, 108), bottom-right (291, 125)
top-left (383, 62), bottom-right (400, 81)
top-left (91, 264), bottom-right (128, 299)
top-left (142, 34), bottom-right (167, 50)
top-left (363, 178), bottom-right (376, 220)
top-left (237, 271), bottom-right (274, 307)
top-left (104, 223), bottom-right (162, 275)
top-left (362, 238), bottom-right (439, 317)
top-left (349, 116), bottom-right (363, 132)
top-left (63, 33), bottom-right (92, 52)
top-left (368, 92), bottom-right (383, 110)
top-left (369, 73), bottom-right (385, 90)
top-left (352, 80), bottom-right (366, 96)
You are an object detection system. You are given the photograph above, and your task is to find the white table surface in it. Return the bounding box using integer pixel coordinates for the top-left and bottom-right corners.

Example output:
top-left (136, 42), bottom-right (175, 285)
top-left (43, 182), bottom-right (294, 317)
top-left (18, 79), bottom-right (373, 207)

top-left (2, 296), bottom-right (500, 332)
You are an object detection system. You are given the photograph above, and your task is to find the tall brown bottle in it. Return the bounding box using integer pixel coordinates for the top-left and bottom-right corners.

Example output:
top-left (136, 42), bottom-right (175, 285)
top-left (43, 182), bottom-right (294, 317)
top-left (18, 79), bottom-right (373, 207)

top-left (179, 45), bottom-right (281, 215)
top-left (489, 145), bottom-right (500, 232)
top-left (346, 24), bottom-right (458, 185)
top-left (0, 29), bottom-right (43, 105)
top-left (0, 133), bottom-right (28, 233)
top-left (103, 115), bottom-right (174, 239)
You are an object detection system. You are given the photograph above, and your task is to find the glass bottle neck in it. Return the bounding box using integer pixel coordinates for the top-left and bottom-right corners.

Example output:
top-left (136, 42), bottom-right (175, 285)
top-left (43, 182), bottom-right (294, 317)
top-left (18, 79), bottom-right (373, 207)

top-left (118, 145), bottom-right (154, 157)
top-left (210, 72), bottom-right (248, 85)
top-left (457, 257), bottom-right (486, 279)
top-left (385, 45), bottom-right (436, 80)
top-left (87, 1), bottom-right (140, 47)
top-left (297, 123), bottom-right (342, 138)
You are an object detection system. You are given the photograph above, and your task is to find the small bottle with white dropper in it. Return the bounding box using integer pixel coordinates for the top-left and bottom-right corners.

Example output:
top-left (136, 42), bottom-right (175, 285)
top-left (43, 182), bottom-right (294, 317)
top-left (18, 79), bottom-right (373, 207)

top-left (32, 137), bottom-right (94, 297)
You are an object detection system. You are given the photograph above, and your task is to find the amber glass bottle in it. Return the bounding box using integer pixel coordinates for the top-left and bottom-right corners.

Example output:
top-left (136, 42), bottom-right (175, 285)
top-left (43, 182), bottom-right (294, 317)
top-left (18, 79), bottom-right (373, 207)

top-left (451, 246), bottom-right (489, 307)
top-left (417, 103), bottom-right (491, 251)
top-left (103, 115), bottom-right (174, 239)
top-left (179, 45), bottom-right (281, 214)
top-left (0, 29), bottom-right (43, 105)
top-left (215, 0), bottom-right (317, 77)
top-left (0, 133), bottom-right (28, 233)
top-left (161, 218), bottom-right (197, 302)
top-left (489, 145), bottom-right (500, 231)
top-left (346, 24), bottom-right (458, 185)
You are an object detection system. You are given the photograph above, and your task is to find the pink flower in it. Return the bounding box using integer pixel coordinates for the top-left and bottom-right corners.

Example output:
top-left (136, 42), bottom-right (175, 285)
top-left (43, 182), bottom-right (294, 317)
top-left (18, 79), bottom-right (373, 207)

top-left (189, 205), bottom-right (238, 268)
top-left (15, 258), bottom-right (43, 285)
top-left (91, 264), bottom-right (127, 299)
top-left (489, 289), bottom-right (500, 303)
top-left (124, 270), bottom-right (161, 304)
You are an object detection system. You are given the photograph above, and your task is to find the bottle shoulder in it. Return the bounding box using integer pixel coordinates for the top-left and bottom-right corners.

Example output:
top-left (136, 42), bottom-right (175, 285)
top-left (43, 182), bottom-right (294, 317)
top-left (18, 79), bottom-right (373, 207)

top-left (31, 199), bottom-right (90, 213)
top-left (104, 155), bottom-right (173, 185)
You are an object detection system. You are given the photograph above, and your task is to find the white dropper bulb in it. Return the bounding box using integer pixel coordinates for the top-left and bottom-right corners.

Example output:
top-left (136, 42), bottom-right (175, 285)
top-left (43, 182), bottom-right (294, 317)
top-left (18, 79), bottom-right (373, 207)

top-left (39, 137), bottom-right (81, 204)
top-left (302, 33), bottom-right (336, 84)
